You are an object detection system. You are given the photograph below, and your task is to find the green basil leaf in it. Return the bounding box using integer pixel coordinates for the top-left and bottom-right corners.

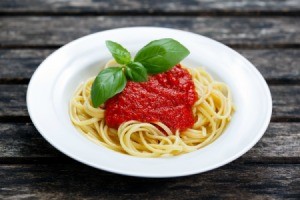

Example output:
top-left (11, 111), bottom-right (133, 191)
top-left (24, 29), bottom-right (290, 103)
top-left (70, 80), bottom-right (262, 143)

top-left (91, 67), bottom-right (127, 107)
top-left (125, 62), bottom-right (148, 82)
top-left (134, 38), bottom-right (190, 74)
top-left (106, 40), bottom-right (131, 65)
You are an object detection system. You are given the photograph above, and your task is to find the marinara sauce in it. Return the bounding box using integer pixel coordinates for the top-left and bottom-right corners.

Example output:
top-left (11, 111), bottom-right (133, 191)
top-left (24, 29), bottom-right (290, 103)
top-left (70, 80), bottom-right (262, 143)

top-left (105, 64), bottom-right (198, 132)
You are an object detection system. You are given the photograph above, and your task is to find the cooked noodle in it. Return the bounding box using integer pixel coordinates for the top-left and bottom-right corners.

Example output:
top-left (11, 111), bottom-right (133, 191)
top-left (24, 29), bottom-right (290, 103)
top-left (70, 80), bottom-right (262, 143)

top-left (69, 61), bottom-right (234, 157)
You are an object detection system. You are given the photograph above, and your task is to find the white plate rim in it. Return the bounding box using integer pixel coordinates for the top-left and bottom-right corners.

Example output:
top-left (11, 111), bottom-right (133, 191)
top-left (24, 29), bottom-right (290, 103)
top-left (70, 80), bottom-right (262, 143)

top-left (27, 27), bottom-right (272, 178)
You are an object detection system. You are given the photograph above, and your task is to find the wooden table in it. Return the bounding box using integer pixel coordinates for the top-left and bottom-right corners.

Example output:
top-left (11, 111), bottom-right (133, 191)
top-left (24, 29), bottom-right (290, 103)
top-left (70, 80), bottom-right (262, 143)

top-left (0, 0), bottom-right (299, 199)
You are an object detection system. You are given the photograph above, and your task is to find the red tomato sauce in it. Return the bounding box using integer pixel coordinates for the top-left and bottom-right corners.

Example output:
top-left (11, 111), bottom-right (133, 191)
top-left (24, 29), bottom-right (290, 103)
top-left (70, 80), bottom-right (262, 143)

top-left (105, 64), bottom-right (198, 132)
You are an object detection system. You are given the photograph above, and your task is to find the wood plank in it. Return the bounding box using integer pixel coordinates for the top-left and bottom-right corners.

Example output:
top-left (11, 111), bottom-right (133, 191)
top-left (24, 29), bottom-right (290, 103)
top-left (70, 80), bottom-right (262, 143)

top-left (0, 49), bottom-right (52, 83)
top-left (1, 49), bottom-right (299, 83)
top-left (245, 123), bottom-right (300, 162)
top-left (0, 17), bottom-right (299, 47)
top-left (0, 164), bottom-right (299, 199)
top-left (0, 85), bottom-right (27, 116)
top-left (0, 0), bottom-right (299, 14)
top-left (0, 123), bottom-right (61, 158)
top-left (271, 86), bottom-right (300, 119)
top-left (0, 122), bottom-right (299, 163)
top-left (0, 49), bottom-right (52, 81)
top-left (239, 49), bottom-right (300, 83)
top-left (0, 85), bottom-right (299, 118)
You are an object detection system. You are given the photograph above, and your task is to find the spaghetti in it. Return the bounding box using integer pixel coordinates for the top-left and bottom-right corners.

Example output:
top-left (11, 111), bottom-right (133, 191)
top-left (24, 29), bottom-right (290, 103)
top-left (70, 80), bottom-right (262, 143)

top-left (69, 61), bottom-right (234, 157)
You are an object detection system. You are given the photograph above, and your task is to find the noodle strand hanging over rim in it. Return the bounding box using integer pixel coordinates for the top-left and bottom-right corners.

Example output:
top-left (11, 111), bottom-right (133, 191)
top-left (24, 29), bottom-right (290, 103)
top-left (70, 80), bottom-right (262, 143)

top-left (69, 62), bottom-right (234, 157)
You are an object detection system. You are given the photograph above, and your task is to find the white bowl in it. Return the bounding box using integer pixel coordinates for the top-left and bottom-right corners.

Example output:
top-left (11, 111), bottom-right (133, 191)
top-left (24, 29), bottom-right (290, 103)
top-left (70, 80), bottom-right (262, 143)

top-left (27, 27), bottom-right (272, 178)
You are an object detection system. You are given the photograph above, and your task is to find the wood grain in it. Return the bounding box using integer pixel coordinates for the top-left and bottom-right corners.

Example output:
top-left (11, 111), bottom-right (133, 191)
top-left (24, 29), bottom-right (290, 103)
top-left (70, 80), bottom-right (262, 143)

top-left (0, 122), bottom-right (299, 163)
top-left (0, 0), bottom-right (299, 198)
top-left (0, 85), bottom-right (27, 116)
top-left (271, 85), bottom-right (300, 119)
top-left (0, 0), bottom-right (299, 14)
top-left (0, 123), bottom-right (61, 158)
top-left (0, 164), bottom-right (299, 199)
top-left (0, 49), bottom-right (299, 83)
top-left (0, 17), bottom-right (299, 47)
top-left (0, 85), bottom-right (299, 118)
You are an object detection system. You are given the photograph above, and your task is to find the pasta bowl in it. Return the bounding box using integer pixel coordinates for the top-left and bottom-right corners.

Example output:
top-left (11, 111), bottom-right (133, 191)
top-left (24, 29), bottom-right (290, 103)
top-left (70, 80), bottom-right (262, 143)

top-left (27, 27), bottom-right (272, 178)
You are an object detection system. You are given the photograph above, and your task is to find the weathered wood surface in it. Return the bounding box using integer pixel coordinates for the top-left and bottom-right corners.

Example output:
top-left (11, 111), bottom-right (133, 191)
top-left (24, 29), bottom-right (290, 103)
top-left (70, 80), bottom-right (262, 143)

top-left (1, 49), bottom-right (299, 83)
top-left (0, 164), bottom-right (299, 199)
top-left (0, 123), bottom-right (62, 159)
top-left (0, 122), bottom-right (299, 163)
top-left (271, 85), bottom-right (300, 119)
top-left (1, 0), bottom-right (299, 14)
top-left (0, 17), bottom-right (299, 47)
top-left (1, 85), bottom-right (299, 118)
top-left (0, 0), bottom-right (299, 198)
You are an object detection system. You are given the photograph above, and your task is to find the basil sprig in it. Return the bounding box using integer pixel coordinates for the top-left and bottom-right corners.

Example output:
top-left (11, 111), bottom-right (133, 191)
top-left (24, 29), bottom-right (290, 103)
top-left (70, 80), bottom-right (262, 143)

top-left (125, 62), bottom-right (148, 82)
top-left (105, 41), bottom-right (131, 65)
top-left (135, 38), bottom-right (190, 74)
top-left (91, 38), bottom-right (190, 107)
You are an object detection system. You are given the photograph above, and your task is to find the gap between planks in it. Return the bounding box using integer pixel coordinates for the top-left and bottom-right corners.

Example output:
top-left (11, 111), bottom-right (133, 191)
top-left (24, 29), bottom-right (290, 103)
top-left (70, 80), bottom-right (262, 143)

top-left (0, 11), bottom-right (300, 17)
top-left (1, 44), bottom-right (300, 50)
